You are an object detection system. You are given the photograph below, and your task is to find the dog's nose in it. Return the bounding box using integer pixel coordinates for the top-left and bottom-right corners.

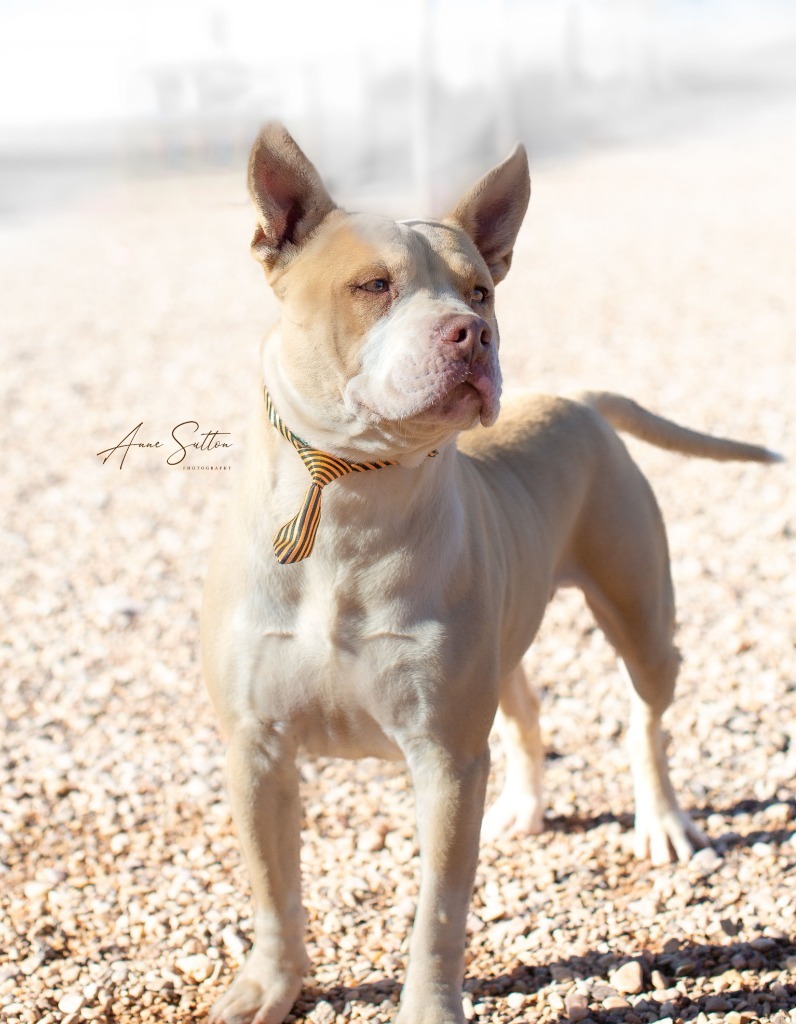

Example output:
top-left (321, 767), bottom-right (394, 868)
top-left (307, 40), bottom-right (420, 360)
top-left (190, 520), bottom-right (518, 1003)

top-left (437, 315), bottom-right (492, 359)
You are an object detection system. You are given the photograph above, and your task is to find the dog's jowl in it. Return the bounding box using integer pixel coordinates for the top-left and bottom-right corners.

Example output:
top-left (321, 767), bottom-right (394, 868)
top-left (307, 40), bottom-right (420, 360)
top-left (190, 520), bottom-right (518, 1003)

top-left (200, 123), bottom-right (779, 1024)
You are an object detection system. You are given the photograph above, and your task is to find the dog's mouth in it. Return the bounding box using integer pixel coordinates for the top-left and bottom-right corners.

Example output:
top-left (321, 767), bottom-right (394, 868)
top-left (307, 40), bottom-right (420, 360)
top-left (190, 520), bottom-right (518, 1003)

top-left (427, 362), bottom-right (501, 427)
top-left (435, 379), bottom-right (484, 418)
top-left (345, 358), bottom-right (502, 446)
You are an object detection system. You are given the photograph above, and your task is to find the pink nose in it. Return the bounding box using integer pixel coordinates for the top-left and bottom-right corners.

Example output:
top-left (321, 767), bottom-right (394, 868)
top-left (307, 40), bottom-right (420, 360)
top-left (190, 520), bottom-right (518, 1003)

top-left (436, 314), bottom-right (492, 359)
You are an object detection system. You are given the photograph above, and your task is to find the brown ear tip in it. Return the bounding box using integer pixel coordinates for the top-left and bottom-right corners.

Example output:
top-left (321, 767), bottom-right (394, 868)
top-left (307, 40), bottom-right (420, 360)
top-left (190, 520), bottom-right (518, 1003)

top-left (510, 143), bottom-right (531, 196)
top-left (508, 142), bottom-right (529, 169)
top-left (251, 121), bottom-right (289, 151)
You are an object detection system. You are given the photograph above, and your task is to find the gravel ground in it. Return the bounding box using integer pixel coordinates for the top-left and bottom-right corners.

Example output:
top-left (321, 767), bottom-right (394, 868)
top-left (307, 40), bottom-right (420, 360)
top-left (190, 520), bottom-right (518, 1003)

top-left (2, 95), bottom-right (795, 1024)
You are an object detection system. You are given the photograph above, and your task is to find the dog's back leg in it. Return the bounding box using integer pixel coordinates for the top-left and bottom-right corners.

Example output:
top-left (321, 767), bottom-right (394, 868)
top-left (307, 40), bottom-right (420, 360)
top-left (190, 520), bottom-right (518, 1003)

top-left (482, 663), bottom-right (544, 841)
top-left (586, 583), bottom-right (708, 863)
top-left (577, 447), bottom-right (709, 864)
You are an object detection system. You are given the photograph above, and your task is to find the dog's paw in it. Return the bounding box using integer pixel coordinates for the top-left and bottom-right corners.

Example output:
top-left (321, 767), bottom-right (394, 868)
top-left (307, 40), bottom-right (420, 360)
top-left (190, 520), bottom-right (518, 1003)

top-left (481, 790), bottom-right (544, 842)
top-left (396, 993), bottom-right (466, 1024)
top-left (633, 807), bottom-right (709, 865)
top-left (209, 958), bottom-right (303, 1024)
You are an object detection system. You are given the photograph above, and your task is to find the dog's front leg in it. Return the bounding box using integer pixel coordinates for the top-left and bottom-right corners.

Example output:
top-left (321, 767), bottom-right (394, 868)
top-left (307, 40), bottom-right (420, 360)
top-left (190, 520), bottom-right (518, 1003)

top-left (398, 742), bottom-right (490, 1024)
top-left (210, 723), bottom-right (309, 1024)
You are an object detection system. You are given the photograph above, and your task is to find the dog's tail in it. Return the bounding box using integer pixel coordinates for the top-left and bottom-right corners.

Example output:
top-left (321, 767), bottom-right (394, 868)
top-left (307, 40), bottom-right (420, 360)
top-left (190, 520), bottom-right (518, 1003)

top-left (580, 391), bottom-right (783, 463)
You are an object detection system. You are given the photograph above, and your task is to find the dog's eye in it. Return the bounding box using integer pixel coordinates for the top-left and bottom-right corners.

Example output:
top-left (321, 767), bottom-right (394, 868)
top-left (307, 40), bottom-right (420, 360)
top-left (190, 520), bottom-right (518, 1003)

top-left (359, 278), bottom-right (390, 294)
top-left (472, 286), bottom-right (489, 304)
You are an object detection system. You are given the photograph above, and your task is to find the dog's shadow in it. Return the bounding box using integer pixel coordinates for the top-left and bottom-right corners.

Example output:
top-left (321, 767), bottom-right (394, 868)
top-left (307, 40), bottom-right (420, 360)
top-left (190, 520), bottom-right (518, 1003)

top-left (296, 978), bottom-right (402, 1017)
top-left (285, 795), bottom-right (794, 1019)
top-left (702, 794), bottom-right (796, 853)
top-left (470, 937), bottom-right (796, 1021)
top-left (296, 937), bottom-right (796, 1020)
top-left (543, 792), bottom-right (795, 853)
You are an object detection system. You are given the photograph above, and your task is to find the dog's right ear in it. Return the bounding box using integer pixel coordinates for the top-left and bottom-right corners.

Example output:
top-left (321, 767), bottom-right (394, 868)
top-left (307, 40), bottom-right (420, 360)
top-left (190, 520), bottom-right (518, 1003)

top-left (247, 123), bottom-right (336, 268)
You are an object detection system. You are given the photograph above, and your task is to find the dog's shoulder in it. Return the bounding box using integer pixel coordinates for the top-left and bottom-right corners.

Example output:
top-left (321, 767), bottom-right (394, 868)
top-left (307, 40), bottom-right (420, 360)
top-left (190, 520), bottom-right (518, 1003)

top-left (459, 391), bottom-right (599, 463)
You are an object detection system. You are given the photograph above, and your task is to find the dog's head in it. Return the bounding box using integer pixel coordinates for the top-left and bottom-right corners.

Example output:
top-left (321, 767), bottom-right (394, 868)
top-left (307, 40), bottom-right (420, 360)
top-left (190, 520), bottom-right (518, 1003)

top-left (249, 123), bottom-right (530, 463)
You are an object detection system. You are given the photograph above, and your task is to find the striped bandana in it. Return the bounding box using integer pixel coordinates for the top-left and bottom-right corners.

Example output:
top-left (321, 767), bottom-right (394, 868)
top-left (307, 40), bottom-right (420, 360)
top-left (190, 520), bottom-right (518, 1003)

top-left (264, 387), bottom-right (400, 564)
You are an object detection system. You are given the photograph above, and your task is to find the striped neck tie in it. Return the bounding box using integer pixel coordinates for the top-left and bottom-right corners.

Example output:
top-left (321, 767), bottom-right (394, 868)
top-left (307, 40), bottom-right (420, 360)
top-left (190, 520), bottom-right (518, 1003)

top-left (264, 387), bottom-right (399, 564)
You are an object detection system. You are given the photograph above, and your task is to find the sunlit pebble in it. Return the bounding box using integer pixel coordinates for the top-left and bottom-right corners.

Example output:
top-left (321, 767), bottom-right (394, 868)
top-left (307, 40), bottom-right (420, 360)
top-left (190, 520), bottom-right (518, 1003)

top-left (57, 993), bottom-right (84, 1014)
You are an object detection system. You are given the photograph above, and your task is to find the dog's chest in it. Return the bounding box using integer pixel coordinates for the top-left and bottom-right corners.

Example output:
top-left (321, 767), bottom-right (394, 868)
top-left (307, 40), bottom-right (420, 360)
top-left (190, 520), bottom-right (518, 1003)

top-left (246, 560), bottom-right (444, 757)
top-left (267, 583), bottom-right (368, 655)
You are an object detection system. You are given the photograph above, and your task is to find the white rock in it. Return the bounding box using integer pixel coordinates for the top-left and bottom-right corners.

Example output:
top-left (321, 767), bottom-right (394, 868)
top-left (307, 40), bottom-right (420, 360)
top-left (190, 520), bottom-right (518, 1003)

top-left (691, 846), bottom-right (722, 873)
top-left (565, 991), bottom-right (590, 1021)
top-left (610, 960), bottom-right (645, 995)
top-left (57, 993), bottom-right (84, 1014)
top-left (175, 954), bottom-right (213, 982)
top-left (221, 926), bottom-right (248, 960)
top-left (308, 1000), bottom-right (336, 1024)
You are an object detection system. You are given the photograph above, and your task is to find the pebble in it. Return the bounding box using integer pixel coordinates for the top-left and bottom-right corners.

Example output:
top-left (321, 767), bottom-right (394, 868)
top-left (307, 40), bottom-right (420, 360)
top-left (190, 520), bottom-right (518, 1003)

top-left (609, 960), bottom-right (645, 995)
top-left (650, 970), bottom-right (669, 990)
top-left (23, 881), bottom-right (49, 900)
top-left (479, 902), bottom-right (506, 923)
top-left (358, 827), bottom-right (387, 853)
top-left (109, 832), bottom-right (129, 854)
top-left (221, 926), bottom-right (248, 960)
top-left (308, 1000), bottom-right (336, 1024)
top-left (175, 954), bottom-right (213, 982)
top-left (691, 846), bottom-right (722, 873)
top-left (57, 993), bottom-right (84, 1014)
top-left (565, 992), bottom-right (590, 1021)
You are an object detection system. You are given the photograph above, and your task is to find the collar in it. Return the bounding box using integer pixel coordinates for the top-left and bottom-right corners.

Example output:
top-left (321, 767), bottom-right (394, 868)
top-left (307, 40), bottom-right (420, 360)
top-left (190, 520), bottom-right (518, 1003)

top-left (263, 385), bottom-right (435, 563)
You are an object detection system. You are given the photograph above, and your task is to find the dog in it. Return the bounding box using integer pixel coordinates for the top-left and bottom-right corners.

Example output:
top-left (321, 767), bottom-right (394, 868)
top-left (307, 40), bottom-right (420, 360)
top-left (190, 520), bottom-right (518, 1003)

top-left (200, 123), bottom-right (779, 1024)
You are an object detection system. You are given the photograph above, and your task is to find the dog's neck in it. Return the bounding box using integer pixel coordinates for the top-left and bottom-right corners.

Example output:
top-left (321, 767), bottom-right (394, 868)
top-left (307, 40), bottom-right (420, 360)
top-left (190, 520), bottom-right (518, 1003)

top-left (263, 384), bottom-right (410, 564)
top-left (263, 385), bottom-right (401, 471)
top-left (255, 386), bottom-right (461, 566)
top-left (261, 329), bottom-right (456, 467)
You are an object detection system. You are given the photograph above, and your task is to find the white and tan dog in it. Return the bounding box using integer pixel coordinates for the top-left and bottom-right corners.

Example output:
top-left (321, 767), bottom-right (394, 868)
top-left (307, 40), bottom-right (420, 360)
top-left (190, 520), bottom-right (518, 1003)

top-left (201, 124), bottom-right (778, 1024)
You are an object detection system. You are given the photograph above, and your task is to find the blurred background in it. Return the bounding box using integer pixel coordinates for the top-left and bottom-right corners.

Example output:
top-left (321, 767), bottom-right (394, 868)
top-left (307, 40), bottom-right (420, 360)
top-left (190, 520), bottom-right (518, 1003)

top-left (2, 0), bottom-right (796, 220)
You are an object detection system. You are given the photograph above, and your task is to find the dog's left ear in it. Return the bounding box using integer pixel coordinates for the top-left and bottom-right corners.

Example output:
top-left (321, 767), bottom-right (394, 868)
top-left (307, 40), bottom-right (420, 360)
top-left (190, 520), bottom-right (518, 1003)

top-left (446, 145), bottom-right (530, 284)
